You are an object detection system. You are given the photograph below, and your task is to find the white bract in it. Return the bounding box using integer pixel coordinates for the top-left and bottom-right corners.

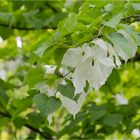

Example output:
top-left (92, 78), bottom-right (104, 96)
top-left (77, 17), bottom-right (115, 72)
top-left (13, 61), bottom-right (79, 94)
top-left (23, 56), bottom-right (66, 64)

top-left (62, 39), bottom-right (119, 93)
top-left (43, 65), bottom-right (57, 74)
top-left (61, 31), bottom-right (137, 116)
top-left (108, 30), bottom-right (137, 62)
top-left (60, 92), bottom-right (86, 118)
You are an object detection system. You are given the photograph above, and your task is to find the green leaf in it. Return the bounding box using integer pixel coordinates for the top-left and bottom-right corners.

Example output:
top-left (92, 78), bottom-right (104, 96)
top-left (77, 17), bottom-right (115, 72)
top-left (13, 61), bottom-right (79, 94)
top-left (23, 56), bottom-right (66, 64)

top-left (0, 12), bottom-right (12, 22)
top-left (0, 79), bottom-right (13, 90)
top-left (58, 84), bottom-right (75, 99)
top-left (64, 12), bottom-right (78, 32)
top-left (104, 3), bottom-right (113, 12)
top-left (34, 43), bottom-right (49, 57)
top-left (58, 12), bottom-right (78, 35)
top-left (12, 96), bottom-right (33, 119)
top-left (0, 117), bottom-right (9, 129)
top-left (132, 3), bottom-right (140, 10)
top-left (0, 27), bottom-right (13, 39)
top-left (26, 66), bottom-right (45, 88)
top-left (107, 69), bottom-right (120, 87)
top-left (103, 114), bottom-right (122, 127)
top-left (72, 31), bottom-right (93, 45)
top-left (23, 10), bottom-right (43, 29)
top-left (27, 112), bottom-right (43, 128)
top-left (13, 117), bottom-right (26, 128)
top-left (34, 13), bottom-right (77, 60)
top-left (54, 48), bottom-right (67, 66)
top-left (0, 90), bottom-right (8, 107)
top-left (103, 13), bottom-right (122, 28)
top-left (0, 79), bottom-right (12, 107)
top-left (91, 110), bottom-right (106, 121)
top-left (33, 94), bottom-right (61, 116)
top-left (119, 24), bottom-right (140, 46)
top-left (107, 30), bottom-right (137, 61)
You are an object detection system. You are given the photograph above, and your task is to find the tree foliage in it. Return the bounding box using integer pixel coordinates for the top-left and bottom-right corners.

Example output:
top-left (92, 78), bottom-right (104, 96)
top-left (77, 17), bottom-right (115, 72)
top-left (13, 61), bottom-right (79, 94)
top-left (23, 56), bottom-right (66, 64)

top-left (0, 0), bottom-right (140, 139)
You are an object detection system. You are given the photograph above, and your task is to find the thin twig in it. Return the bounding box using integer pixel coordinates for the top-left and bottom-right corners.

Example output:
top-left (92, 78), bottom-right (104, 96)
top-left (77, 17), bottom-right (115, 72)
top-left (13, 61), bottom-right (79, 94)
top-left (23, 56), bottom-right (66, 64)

top-left (54, 71), bottom-right (71, 96)
top-left (45, 2), bottom-right (59, 13)
top-left (0, 110), bottom-right (54, 139)
top-left (96, 25), bottom-right (104, 38)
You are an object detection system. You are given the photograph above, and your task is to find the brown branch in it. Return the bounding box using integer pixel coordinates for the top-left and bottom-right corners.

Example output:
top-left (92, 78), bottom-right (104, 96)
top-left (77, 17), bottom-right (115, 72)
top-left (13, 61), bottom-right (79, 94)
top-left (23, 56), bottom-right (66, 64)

top-left (0, 110), bottom-right (11, 118)
top-left (54, 71), bottom-right (72, 96)
top-left (24, 124), bottom-right (53, 139)
top-left (0, 14), bottom-right (139, 31)
top-left (0, 110), bottom-right (54, 139)
top-left (45, 2), bottom-right (59, 13)
top-left (0, 23), bottom-right (57, 30)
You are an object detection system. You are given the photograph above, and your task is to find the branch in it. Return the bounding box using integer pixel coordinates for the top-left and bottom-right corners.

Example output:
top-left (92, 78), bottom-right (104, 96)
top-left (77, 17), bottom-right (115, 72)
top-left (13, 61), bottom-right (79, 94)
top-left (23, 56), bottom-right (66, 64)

top-left (0, 110), bottom-right (54, 139)
top-left (0, 14), bottom-right (139, 31)
top-left (54, 71), bottom-right (72, 96)
top-left (24, 124), bottom-right (53, 139)
top-left (45, 2), bottom-right (59, 13)
top-left (122, 15), bottom-right (140, 22)
top-left (0, 110), bottom-right (11, 118)
top-left (0, 23), bottom-right (57, 30)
